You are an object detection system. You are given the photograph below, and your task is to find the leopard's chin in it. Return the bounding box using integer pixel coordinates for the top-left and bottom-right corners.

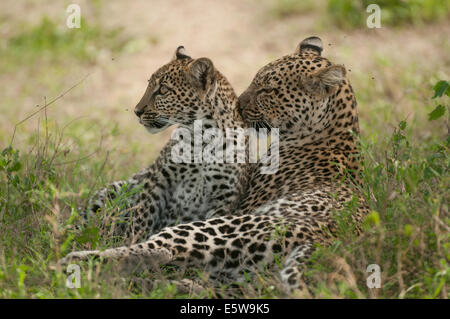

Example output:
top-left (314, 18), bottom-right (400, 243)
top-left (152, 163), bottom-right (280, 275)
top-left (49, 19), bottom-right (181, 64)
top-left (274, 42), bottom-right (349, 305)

top-left (144, 125), bottom-right (169, 134)
top-left (241, 111), bottom-right (265, 126)
top-left (140, 117), bottom-right (171, 134)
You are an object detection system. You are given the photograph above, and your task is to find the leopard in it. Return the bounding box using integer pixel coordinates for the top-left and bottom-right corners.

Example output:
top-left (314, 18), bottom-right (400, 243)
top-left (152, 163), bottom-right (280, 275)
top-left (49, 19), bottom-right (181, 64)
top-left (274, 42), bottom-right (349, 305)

top-left (81, 46), bottom-right (249, 243)
top-left (61, 37), bottom-right (370, 294)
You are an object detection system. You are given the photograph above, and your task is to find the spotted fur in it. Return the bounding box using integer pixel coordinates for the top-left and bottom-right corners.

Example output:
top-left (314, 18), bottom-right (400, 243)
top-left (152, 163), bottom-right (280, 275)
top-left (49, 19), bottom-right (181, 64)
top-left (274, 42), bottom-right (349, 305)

top-left (83, 47), bottom-right (249, 243)
top-left (62, 37), bottom-right (370, 293)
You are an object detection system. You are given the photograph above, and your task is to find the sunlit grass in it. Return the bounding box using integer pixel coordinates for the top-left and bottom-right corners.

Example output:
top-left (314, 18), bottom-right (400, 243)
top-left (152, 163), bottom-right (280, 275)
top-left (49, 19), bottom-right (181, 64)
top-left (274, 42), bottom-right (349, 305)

top-left (267, 0), bottom-right (450, 29)
top-left (0, 16), bottom-right (128, 73)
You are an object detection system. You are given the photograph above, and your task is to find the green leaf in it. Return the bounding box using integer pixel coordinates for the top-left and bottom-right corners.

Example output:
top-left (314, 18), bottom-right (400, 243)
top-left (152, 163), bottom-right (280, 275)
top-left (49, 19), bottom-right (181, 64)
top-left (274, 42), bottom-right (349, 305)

top-left (432, 278), bottom-right (445, 298)
top-left (428, 105), bottom-right (446, 121)
top-left (399, 121), bottom-right (407, 130)
top-left (0, 157), bottom-right (6, 169)
top-left (363, 210), bottom-right (380, 229)
top-left (8, 161), bottom-right (22, 172)
top-left (1, 146), bottom-right (12, 156)
top-left (404, 224), bottom-right (413, 237)
top-left (432, 80), bottom-right (449, 99)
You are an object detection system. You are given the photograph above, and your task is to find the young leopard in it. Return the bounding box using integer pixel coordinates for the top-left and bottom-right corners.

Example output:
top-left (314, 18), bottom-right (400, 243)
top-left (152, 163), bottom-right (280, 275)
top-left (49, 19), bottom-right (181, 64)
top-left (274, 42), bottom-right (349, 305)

top-left (83, 47), bottom-right (249, 243)
top-left (61, 37), bottom-right (370, 293)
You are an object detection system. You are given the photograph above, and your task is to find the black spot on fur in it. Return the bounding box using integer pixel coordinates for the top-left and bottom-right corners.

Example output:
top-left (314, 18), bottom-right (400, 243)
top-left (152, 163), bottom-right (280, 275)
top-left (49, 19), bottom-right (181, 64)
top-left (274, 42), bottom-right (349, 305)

top-left (194, 233), bottom-right (208, 242)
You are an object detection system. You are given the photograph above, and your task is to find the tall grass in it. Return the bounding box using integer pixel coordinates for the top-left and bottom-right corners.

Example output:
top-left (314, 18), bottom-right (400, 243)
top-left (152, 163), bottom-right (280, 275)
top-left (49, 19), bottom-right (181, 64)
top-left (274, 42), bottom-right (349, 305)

top-left (0, 78), bottom-right (447, 298)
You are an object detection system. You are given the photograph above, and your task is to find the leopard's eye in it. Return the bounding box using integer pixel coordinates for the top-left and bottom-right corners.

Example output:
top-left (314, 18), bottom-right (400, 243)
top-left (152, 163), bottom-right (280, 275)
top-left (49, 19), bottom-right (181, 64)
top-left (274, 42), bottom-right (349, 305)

top-left (158, 84), bottom-right (169, 95)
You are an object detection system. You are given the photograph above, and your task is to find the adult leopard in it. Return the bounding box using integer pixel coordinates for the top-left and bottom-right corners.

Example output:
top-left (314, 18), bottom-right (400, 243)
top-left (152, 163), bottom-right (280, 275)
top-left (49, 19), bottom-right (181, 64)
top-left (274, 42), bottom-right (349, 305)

top-left (83, 46), bottom-right (249, 243)
top-left (61, 37), bottom-right (370, 293)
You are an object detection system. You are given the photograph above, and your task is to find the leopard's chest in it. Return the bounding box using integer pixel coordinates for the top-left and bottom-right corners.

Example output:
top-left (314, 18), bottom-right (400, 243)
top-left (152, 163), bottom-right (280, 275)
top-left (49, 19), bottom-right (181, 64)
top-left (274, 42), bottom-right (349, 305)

top-left (166, 164), bottom-right (239, 213)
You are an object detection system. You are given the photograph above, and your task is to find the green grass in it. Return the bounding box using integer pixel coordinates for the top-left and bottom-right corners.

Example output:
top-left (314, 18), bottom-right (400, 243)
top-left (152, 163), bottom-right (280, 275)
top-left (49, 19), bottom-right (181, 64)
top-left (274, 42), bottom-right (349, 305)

top-left (0, 77), bottom-right (447, 298)
top-left (267, 0), bottom-right (450, 29)
top-left (304, 97), bottom-right (449, 298)
top-left (327, 0), bottom-right (450, 29)
top-left (0, 16), bottom-right (130, 73)
top-left (268, 0), bottom-right (321, 18)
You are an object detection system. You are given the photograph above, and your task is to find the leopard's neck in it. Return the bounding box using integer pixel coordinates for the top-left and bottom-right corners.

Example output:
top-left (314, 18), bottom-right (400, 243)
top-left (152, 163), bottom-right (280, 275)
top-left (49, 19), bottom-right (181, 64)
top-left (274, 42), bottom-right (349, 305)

top-left (208, 72), bottom-right (247, 132)
top-left (280, 81), bottom-right (360, 156)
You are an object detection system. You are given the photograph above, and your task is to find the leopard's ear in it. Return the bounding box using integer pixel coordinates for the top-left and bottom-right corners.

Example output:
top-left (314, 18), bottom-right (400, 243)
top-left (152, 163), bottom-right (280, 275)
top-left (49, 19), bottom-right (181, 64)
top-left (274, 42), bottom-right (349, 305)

top-left (173, 46), bottom-right (191, 60)
top-left (187, 57), bottom-right (216, 93)
top-left (302, 65), bottom-right (346, 96)
top-left (296, 36), bottom-right (323, 56)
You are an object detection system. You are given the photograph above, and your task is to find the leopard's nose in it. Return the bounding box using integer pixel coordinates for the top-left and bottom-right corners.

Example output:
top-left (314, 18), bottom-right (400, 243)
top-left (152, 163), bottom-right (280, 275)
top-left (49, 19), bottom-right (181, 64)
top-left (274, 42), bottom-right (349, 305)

top-left (237, 93), bottom-right (250, 116)
top-left (236, 99), bottom-right (244, 116)
top-left (134, 106), bottom-right (146, 117)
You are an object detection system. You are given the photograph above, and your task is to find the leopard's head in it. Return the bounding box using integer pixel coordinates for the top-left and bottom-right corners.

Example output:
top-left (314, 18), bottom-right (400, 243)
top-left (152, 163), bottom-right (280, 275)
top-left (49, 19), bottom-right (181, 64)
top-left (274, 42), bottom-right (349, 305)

top-left (238, 36), bottom-right (356, 137)
top-left (135, 47), bottom-right (219, 133)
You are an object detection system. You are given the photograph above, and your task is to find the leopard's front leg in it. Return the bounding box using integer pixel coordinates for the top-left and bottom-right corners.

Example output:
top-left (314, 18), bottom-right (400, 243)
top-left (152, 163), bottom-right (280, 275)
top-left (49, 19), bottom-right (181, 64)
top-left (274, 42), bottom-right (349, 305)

top-left (79, 167), bottom-right (152, 235)
top-left (83, 180), bottom-right (132, 220)
top-left (59, 244), bottom-right (173, 274)
top-left (60, 214), bottom-right (300, 286)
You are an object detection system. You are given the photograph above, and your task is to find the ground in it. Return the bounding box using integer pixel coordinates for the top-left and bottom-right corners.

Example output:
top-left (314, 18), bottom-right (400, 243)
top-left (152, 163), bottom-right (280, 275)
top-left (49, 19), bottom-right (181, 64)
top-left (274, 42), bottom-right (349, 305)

top-left (0, 0), bottom-right (448, 298)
